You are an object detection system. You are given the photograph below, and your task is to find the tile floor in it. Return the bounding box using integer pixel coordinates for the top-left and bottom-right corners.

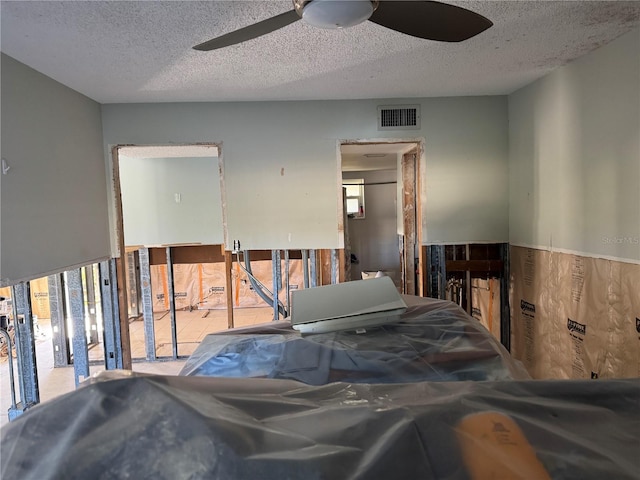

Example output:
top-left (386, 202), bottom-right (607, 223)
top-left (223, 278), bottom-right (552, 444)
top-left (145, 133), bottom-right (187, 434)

top-left (0, 306), bottom-right (274, 429)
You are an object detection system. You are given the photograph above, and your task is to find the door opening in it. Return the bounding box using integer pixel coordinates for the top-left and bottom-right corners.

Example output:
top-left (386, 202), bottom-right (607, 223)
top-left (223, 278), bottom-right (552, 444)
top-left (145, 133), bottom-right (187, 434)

top-left (339, 140), bottom-right (424, 295)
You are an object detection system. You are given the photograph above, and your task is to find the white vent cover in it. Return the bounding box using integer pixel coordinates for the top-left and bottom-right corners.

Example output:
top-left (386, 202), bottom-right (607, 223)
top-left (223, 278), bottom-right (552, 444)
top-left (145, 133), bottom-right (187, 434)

top-left (377, 105), bottom-right (420, 130)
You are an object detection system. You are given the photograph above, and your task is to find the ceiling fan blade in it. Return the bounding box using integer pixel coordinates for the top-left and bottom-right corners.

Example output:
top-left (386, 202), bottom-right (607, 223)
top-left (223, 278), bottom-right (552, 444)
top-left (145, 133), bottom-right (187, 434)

top-left (194, 9), bottom-right (301, 51)
top-left (369, 1), bottom-right (492, 42)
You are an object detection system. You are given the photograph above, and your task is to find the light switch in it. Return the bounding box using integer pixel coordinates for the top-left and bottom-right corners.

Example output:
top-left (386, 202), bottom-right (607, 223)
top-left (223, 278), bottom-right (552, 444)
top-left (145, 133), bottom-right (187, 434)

top-left (174, 193), bottom-right (181, 203)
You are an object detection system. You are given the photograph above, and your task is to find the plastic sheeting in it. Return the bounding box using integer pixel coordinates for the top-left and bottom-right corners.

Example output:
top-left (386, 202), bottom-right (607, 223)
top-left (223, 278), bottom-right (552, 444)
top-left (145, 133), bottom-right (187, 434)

top-left (149, 259), bottom-right (304, 312)
top-left (1, 372), bottom-right (638, 480)
top-left (470, 278), bottom-right (501, 341)
top-left (180, 298), bottom-right (529, 383)
top-left (511, 246), bottom-right (640, 379)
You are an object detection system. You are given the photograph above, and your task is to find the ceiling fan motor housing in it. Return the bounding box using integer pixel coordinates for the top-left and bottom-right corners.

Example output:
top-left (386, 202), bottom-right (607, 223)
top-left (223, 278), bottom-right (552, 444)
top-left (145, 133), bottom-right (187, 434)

top-left (294, 0), bottom-right (379, 29)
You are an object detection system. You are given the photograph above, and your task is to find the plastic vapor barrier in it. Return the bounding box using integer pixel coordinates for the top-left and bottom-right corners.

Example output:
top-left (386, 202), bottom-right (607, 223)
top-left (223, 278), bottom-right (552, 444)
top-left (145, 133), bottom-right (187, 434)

top-left (1, 372), bottom-right (638, 479)
top-left (511, 246), bottom-right (640, 379)
top-left (470, 277), bottom-right (501, 341)
top-left (180, 298), bottom-right (529, 383)
top-left (149, 259), bottom-right (304, 312)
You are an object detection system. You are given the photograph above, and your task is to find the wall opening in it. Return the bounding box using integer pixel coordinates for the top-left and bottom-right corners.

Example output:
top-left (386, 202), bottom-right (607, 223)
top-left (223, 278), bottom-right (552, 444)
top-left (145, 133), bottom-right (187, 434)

top-left (339, 140), bottom-right (423, 294)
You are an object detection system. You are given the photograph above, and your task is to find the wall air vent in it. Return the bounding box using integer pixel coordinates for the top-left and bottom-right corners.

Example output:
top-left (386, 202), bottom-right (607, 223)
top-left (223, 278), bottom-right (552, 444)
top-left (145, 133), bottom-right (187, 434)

top-left (377, 105), bottom-right (420, 131)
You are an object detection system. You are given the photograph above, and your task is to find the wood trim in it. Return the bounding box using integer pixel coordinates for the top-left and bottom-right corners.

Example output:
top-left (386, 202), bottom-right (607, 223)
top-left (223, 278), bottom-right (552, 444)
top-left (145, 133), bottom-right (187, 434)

top-left (402, 152), bottom-right (417, 295)
top-left (416, 145), bottom-right (424, 296)
top-left (148, 245), bottom-right (225, 265)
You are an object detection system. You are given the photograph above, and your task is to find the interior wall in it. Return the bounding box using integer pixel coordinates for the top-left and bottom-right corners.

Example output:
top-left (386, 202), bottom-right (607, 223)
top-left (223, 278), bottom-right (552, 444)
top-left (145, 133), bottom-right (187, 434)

top-left (508, 27), bottom-right (640, 262)
top-left (0, 54), bottom-right (110, 286)
top-left (343, 170), bottom-right (399, 280)
top-left (119, 155), bottom-right (223, 246)
top-left (101, 96), bottom-right (509, 253)
top-left (507, 29), bottom-right (639, 380)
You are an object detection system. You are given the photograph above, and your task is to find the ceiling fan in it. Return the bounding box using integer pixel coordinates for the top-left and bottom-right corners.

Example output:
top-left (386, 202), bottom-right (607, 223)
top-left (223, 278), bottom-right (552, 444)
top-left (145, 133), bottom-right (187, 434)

top-left (194, 0), bottom-right (493, 51)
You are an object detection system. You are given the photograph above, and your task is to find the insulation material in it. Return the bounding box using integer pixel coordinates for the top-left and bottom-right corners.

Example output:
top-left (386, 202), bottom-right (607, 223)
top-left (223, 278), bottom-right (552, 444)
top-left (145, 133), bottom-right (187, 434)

top-left (618, 262), bottom-right (640, 378)
top-left (0, 279), bottom-right (49, 319)
top-left (149, 264), bottom-right (200, 311)
top-left (150, 264), bottom-right (170, 312)
top-left (198, 263), bottom-right (227, 310)
top-left (556, 255), bottom-right (608, 379)
top-left (29, 277), bottom-right (50, 319)
top-left (227, 259), bottom-right (304, 309)
top-left (511, 246), bottom-right (639, 379)
top-left (0, 287), bottom-right (11, 315)
top-left (150, 260), bottom-right (305, 312)
top-left (471, 278), bottom-right (501, 341)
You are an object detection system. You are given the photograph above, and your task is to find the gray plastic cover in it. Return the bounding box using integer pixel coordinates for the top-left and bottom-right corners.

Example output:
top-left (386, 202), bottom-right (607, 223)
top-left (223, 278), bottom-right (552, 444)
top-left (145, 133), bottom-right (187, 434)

top-left (180, 298), bottom-right (529, 383)
top-left (1, 372), bottom-right (638, 479)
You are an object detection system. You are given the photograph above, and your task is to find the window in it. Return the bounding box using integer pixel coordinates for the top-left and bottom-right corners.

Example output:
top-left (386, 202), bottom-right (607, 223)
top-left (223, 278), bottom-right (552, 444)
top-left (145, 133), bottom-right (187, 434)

top-left (343, 179), bottom-right (365, 219)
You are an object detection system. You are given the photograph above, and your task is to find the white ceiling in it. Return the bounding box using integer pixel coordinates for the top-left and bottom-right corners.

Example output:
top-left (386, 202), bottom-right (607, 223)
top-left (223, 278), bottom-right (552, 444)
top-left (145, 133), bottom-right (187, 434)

top-left (341, 142), bottom-right (416, 171)
top-left (2, 1), bottom-right (638, 104)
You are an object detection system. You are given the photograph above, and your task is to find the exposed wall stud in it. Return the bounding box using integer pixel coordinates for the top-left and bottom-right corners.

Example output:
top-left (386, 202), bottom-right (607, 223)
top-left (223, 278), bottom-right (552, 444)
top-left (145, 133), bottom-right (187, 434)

top-left (272, 250), bottom-right (281, 321)
top-left (330, 249), bottom-right (339, 284)
top-left (465, 244), bottom-right (472, 315)
top-left (500, 243), bottom-right (511, 351)
top-left (301, 249), bottom-right (310, 289)
top-left (10, 282), bottom-right (40, 416)
top-left (309, 249), bottom-right (318, 287)
top-left (138, 248), bottom-right (156, 361)
top-left (165, 247), bottom-right (178, 359)
top-left (99, 259), bottom-right (123, 369)
top-left (47, 274), bottom-right (70, 367)
top-left (67, 269), bottom-right (90, 387)
top-left (427, 245), bottom-right (446, 299)
top-left (84, 265), bottom-right (99, 344)
top-left (127, 251), bottom-right (142, 318)
top-left (224, 249), bottom-right (234, 329)
top-left (284, 250), bottom-right (290, 317)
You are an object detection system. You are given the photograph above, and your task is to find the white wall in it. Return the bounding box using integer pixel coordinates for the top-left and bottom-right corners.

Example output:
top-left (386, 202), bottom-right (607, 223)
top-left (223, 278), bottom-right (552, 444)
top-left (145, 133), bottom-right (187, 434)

top-left (344, 170), bottom-right (399, 279)
top-left (509, 28), bottom-right (640, 262)
top-left (102, 96), bottom-right (509, 252)
top-left (119, 155), bottom-right (223, 246)
top-left (0, 54), bottom-right (110, 285)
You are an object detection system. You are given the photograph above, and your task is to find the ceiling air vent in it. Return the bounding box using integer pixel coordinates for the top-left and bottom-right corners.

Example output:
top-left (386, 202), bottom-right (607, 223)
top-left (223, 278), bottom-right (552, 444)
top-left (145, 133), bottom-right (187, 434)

top-left (377, 105), bottom-right (420, 131)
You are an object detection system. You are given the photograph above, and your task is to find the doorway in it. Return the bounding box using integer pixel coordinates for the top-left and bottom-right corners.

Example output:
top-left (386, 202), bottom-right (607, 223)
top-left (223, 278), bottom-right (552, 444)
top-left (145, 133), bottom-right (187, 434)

top-left (340, 140), bottom-right (423, 295)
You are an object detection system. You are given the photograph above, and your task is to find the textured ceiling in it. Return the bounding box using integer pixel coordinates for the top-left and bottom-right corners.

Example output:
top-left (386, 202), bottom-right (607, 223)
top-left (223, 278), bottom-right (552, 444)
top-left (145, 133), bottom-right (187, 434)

top-left (1, 1), bottom-right (639, 104)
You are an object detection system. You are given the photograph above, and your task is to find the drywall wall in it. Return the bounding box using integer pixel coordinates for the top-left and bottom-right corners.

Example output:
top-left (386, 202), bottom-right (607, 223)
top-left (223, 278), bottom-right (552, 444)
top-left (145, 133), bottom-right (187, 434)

top-left (343, 169), bottom-right (399, 280)
top-left (0, 54), bottom-right (110, 286)
top-left (119, 155), bottom-right (223, 246)
top-left (101, 96), bottom-right (508, 252)
top-left (509, 28), bottom-right (640, 262)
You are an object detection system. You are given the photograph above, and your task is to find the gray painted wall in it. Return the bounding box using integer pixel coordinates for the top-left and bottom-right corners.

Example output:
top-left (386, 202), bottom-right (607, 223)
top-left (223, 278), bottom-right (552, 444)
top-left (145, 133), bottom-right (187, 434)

top-left (102, 96), bottom-right (509, 252)
top-left (0, 54), bottom-right (110, 285)
top-left (119, 155), bottom-right (223, 246)
top-left (509, 28), bottom-right (640, 262)
top-left (344, 170), bottom-right (399, 280)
